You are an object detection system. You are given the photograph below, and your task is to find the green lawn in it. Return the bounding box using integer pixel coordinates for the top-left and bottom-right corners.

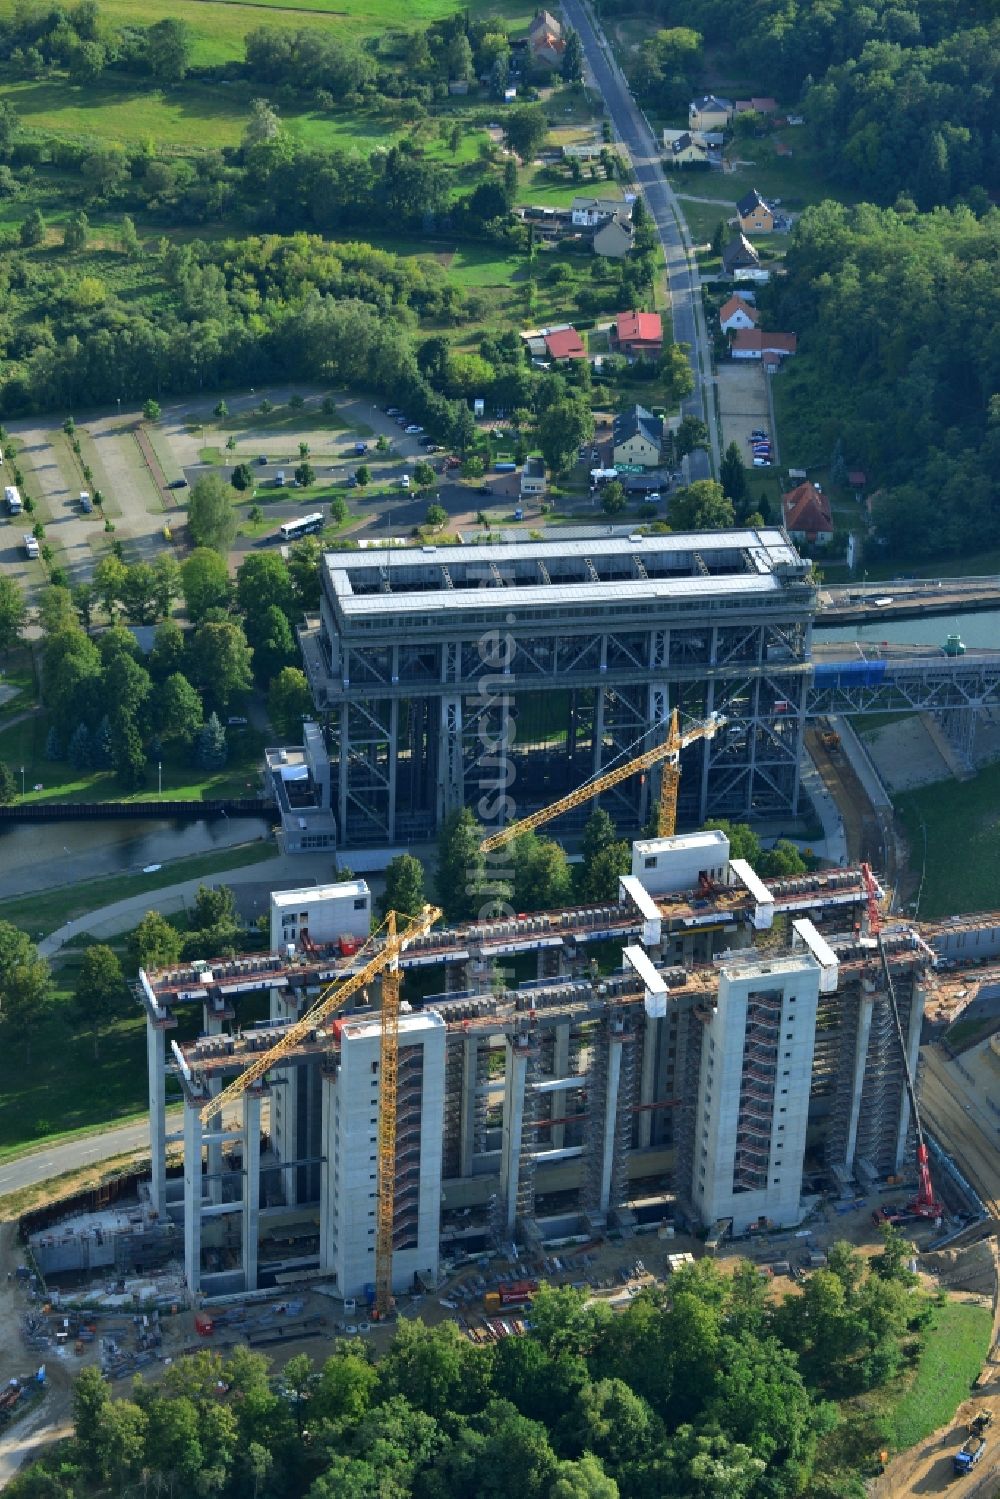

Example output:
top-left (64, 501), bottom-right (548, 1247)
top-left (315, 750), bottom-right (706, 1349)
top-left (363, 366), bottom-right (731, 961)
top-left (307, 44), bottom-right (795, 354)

top-left (894, 762), bottom-right (1000, 918)
top-left (0, 838), bottom-right (278, 936)
top-left (0, 995), bottom-right (152, 1160)
top-left (0, 715), bottom-right (267, 806)
top-left (883, 1300), bottom-right (991, 1452)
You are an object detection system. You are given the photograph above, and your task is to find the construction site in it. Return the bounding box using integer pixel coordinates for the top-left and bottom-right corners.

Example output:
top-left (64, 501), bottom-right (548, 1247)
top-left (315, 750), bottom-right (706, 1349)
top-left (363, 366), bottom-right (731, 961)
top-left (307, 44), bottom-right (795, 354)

top-left (11, 531), bottom-right (1000, 1448)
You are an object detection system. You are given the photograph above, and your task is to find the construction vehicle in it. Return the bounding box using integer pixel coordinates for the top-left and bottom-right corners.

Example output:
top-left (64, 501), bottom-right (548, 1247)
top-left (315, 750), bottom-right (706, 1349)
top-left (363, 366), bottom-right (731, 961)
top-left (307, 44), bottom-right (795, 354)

top-left (199, 904), bottom-right (442, 1320)
top-left (484, 1280), bottom-right (538, 1310)
top-left (860, 864), bottom-right (945, 1222)
top-left (969, 1411), bottom-right (993, 1437)
top-left (480, 709), bottom-right (725, 853)
top-left (953, 1432), bottom-right (986, 1475)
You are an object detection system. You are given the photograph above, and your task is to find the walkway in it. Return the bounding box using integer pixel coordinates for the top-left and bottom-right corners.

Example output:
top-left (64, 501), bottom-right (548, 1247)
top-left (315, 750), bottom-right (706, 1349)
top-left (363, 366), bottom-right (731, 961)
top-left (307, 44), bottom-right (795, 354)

top-left (37, 848), bottom-right (337, 960)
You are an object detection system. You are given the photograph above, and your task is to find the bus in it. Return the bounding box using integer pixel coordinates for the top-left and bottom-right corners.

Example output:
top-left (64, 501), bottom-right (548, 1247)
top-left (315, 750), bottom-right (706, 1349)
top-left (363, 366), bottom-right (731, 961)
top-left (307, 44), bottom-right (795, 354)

top-left (278, 513), bottom-right (324, 543)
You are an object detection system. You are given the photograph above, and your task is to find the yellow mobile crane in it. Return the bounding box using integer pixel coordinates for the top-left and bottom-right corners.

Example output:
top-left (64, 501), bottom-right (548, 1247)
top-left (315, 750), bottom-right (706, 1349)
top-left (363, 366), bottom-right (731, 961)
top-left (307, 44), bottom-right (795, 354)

top-left (479, 708), bottom-right (725, 853)
top-left (198, 903), bottom-right (442, 1318)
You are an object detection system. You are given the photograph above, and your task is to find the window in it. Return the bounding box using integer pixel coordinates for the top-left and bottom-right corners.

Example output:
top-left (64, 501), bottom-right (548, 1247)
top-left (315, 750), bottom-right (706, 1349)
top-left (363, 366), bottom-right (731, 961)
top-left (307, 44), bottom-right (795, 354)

top-left (780, 1088), bottom-right (788, 1095)
top-left (782, 1070), bottom-right (790, 1077)
top-left (784, 1052), bottom-right (791, 1059)
top-left (645, 856), bottom-right (656, 869)
top-left (354, 897), bottom-right (367, 911)
top-left (779, 1107), bottom-right (786, 1113)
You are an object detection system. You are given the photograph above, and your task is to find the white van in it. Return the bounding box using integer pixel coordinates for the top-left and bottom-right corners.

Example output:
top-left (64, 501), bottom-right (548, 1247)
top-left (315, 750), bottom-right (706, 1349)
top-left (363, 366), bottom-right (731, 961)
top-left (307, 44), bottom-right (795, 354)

top-left (400, 473), bottom-right (410, 489)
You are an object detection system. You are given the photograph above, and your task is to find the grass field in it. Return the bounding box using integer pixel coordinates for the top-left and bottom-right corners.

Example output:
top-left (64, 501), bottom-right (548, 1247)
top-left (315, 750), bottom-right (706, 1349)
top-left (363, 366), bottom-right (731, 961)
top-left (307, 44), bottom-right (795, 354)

top-left (0, 714), bottom-right (267, 806)
top-left (0, 838), bottom-right (278, 936)
top-left (882, 1300), bottom-right (991, 1451)
top-left (894, 762), bottom-right (1000, 918)
top-left (0, 0), bottom-right (535, 70)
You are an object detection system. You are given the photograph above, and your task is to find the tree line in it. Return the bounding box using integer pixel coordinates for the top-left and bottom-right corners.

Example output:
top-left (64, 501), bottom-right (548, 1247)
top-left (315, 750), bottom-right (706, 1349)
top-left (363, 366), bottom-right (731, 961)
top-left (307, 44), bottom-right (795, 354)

top-left (12, 1233), bottom-right (929, 1499)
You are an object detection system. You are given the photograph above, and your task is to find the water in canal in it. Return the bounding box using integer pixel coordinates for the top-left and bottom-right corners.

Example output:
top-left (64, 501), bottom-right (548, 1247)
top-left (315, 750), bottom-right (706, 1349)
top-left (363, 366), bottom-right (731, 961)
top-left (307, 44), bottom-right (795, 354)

top-left (0, 816), bottom-right (269, 901)
top-left (816, 608), bottom-right (1000, 651)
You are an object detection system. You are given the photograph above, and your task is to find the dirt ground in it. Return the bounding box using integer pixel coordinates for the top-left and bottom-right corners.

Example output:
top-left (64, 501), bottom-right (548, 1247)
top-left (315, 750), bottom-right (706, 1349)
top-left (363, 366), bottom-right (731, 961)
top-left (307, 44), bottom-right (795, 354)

top-left (0, 1222), bottom-right (74, 1489)
top-left (715, 361), bottom-right (774, 464)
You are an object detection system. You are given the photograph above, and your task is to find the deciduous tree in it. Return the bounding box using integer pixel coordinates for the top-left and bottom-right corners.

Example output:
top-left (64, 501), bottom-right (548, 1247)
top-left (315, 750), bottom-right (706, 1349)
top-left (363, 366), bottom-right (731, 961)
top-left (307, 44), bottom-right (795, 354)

top-left (73, 943), bottom-right (125, 1057)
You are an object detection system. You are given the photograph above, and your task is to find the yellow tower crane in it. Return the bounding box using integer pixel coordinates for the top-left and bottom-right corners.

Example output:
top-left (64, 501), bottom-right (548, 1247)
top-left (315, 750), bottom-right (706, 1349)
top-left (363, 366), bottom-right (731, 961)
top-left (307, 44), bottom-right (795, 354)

top-left (198, 903), bottom-right (442, 1319)
top-left (479, 708), bottom-right (725, 853)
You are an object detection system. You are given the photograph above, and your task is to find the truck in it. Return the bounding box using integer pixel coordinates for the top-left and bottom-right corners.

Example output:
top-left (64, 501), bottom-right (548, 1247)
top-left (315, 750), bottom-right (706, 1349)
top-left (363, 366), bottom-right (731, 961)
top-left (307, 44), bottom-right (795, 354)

top-left (23, 534), bottom-right (39, 559)
top-left (484, 1280), bottom-right (538, 1311)
top-left (5, 485), bottom-right (21, 514)
top-left (953, 1433), bottom-right (986, 1475)
top-left (969, 1411), bottom-right (993, 1437)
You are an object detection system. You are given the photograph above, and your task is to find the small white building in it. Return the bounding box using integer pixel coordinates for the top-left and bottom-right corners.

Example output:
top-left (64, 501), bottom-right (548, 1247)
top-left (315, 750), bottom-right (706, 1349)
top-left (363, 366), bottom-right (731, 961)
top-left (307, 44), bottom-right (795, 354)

top-left (520, 455), bottom-right (547, 496)
top-left (269, 881), bottom-right (371, 951)
top-left (319, 1010), bottom-right (446, 1297)
top-left (719, 293), bottom-right (759, 333)
top-left (631, 830), bottom-right (730, 896)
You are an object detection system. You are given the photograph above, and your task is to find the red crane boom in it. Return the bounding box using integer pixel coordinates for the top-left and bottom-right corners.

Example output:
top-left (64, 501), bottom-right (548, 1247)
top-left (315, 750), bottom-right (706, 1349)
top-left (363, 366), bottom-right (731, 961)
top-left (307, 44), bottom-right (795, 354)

top-left (860, 863), bottom-right (943, 1221)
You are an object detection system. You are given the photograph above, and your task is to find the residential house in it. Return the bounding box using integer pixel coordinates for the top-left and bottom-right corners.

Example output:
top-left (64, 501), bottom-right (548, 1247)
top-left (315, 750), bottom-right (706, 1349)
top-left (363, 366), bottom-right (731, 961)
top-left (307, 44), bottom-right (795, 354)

top-left (689, 94), bottom-right (733, 132)
top-left (571, 195), bottom-right (629, 228)
top-left (520, 456), bottom-right (547, 497)
top-left (611, 310), bottom-right (664, 358)
top-left (594, 215), bottom-right (634, 258)
top-left (734, 97), bottom-right (779, 116)
top-left (721, 233), bottom-right (760, 274)
top-left (612, 405), bottom-right (663, 469)
top-left (782, 482), bottom-right (832, 545)
top-left (528, 8), bottom-right (565, 68)
top-left (719, 294), bottom-right (759, 333)
top-left (736, 188), bottom-right (774, 234)
top-left (663, 127), bottom-right (723, 151)
top-left (731, 329), bottom-right (797, 360)
top-left (543, 326), bottom-right (587, 361)
top-left (665, 131), bottom-right (709, 167)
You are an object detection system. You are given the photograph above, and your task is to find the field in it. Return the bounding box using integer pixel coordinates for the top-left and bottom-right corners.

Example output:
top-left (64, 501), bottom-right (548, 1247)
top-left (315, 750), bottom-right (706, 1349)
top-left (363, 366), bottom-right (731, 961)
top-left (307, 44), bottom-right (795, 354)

top-left (894, 761), bottom-right (1000, 918)
top-left (881, 1300), bottom-right (992, 1451)
top-left (0, 0), bottom-right (537, 68)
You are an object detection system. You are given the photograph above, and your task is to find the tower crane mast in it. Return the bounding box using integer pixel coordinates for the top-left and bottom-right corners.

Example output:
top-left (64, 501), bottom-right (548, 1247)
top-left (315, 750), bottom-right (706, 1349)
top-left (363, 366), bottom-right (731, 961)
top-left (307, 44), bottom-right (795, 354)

top-left (480, 708), bottom-right (724, 853)
top-left (198, 904), bottom-right (442, 1318)
top-left (860, 863), bottom-right (943, 1221)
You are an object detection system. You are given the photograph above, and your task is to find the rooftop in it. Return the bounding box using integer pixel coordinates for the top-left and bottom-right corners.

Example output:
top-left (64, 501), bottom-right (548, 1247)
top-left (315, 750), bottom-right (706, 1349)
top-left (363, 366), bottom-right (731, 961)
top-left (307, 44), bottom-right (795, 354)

top-left (615, 310), bottom-right (664, 343)
top-left (321, 530), bottom-right (810, 619)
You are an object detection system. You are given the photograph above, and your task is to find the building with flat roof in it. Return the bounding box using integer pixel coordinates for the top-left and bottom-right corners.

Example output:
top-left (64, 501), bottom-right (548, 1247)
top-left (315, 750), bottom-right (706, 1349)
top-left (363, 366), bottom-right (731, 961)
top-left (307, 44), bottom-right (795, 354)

top-left (296, 530), bottom-right (816, 847)
top-left (133, 850), bottom-right (937, 1300)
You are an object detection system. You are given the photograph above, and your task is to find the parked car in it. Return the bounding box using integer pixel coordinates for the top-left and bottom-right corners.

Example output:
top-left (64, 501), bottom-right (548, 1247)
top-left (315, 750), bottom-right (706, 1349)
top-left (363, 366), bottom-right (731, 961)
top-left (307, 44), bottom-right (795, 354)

top-left (257, 454), bottom-right (268, 465)
top-left (385, 406), bottom-right (401, 416)
top-left (168, 477), bottom-right (188, 489)
top-left (79, 491), bottom-right (93, 513)
top-left (405, 424), bottom-right (424, 435)
top-left (395, 415), bottom-right (408, 426)
top-left (400, 474), bottom-right (410, 488)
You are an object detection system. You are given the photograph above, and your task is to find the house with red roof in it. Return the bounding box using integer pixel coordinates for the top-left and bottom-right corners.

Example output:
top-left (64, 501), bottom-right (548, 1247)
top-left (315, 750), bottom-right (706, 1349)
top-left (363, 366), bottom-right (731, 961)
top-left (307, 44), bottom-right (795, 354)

top-left (719, 294), bottom-right (759, 333)
top-left (782, 482), bottom-right (833, 545)
top-left (731, 329), bottom-right (797, 360)
top-left (543, 326), bottom-right (587, 361)
top-left (611, 310), bottom-right (664, 358)
top-left (528, 9), bottom-right (565, 68)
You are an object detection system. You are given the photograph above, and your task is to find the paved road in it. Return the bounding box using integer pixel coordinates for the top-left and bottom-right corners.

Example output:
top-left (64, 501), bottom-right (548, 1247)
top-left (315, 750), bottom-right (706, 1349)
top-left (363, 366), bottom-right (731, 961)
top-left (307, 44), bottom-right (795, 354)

top-left (562, 0), bottom-right (720, 480)
top-left (0, 1117), bottom-right (157, 1200)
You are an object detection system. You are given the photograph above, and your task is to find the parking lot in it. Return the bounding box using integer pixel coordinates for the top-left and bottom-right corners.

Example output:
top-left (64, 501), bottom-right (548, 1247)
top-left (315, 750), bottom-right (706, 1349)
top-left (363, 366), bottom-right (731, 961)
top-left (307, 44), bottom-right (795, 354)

top-left (715, 361), bottom-right (776, 470)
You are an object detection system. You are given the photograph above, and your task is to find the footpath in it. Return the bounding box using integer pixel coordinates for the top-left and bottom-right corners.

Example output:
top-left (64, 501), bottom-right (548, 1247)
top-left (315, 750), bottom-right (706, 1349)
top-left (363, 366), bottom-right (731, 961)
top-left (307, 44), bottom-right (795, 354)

top-left (37, 847), bottom-right (335, 959)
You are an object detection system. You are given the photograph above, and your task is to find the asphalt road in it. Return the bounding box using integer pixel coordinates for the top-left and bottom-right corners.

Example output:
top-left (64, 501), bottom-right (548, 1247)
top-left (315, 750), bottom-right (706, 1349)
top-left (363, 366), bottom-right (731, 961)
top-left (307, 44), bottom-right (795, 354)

top-left (561, 0), bottom-right (720, 480)
top-left (0, 1118), bottom-right (156, 1200)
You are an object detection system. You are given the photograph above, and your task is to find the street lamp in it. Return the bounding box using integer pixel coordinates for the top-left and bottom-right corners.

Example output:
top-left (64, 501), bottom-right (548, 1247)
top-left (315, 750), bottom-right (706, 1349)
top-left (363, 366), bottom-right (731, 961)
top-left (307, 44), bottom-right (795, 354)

top-left (19, 765), bottom-right (24, 797)
top-left (158, 761), bottom-right (162, 796)
top-left (116, 396), bottom-right (121, 420)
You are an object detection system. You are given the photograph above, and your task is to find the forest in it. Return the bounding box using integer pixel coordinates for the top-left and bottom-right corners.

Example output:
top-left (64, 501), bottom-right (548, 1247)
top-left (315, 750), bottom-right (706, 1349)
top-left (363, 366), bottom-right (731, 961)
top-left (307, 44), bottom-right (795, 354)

top-left (611, 0), bottom-right (998, 207)
top-left (770, 201), bottom-right (1000, 557)
top-left (8, 1240), bottom-right (934, 1499)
